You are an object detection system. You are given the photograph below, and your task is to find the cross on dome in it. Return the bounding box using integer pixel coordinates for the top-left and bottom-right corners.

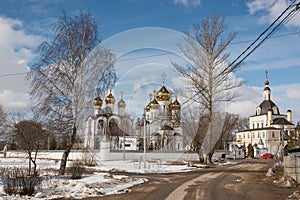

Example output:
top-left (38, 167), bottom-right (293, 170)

top-left (161, 73), bottom-right (167, 85)
top-left (109, 82), bottom-right (113, 92)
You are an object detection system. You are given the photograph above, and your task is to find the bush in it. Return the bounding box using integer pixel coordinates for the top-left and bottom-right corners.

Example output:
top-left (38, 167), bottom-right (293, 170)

top-left (69, 160), bottom-right (84, 179)
top-left (0, 167), bottom-right (42, 196)
top-left (81, 149), bottom-right (98, 166)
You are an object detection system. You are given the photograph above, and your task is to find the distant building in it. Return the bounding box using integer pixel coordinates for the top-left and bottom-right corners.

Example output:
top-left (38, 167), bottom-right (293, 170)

top-left (236, 71), bottom-right (295, 156)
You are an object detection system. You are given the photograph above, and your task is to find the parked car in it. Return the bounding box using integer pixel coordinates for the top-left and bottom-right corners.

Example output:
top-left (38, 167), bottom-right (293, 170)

top-left (261, 153), bottom-right (273, 159)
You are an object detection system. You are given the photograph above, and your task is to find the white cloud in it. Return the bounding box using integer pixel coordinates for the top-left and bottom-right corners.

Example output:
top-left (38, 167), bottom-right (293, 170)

top-left (173, 0), bottom-right (201, 7)
top-left (0, 16), bottom-right (42, 112)
top-left (0, 90), bottom-right (30, 112)
top-left (247, 0), bottom-right (277, 15)
top-left (246, 0), bottom-right (300, 26)
top-left (286, 87), bottom-right (300, 100)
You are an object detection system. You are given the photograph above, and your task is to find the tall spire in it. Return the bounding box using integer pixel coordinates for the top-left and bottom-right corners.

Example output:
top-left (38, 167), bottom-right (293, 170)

top-left (263, 70), bottom-right (271, 101)
top-left (265, 70), bottom-right (269, 86)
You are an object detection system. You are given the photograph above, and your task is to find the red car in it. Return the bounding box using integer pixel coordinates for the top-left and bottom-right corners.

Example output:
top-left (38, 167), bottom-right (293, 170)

top-left (261, 153), bottom-right (273, 159)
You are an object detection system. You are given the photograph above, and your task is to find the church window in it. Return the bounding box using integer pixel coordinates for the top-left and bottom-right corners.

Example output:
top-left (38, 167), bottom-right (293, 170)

top-left (272, 132), bottom-right (276, 138)
top-left (257, 123), bottom-right (259, 128)
top-left (261, 123), bottom-right (264, 128)
top-left (247, 133), bottom-right (250, 139)
top-left (252, 133), bottom-right (255, 138)
top-left (258, 132), bottom-right (260, 138)
top-left (252, 124), bottom-right (255, 129)
top-left (256, 107), bottom-right (261, 115)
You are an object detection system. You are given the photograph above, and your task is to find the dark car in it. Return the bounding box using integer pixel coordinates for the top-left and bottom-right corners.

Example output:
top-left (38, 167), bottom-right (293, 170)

top-left (261, 153), bottom-right (273, 159)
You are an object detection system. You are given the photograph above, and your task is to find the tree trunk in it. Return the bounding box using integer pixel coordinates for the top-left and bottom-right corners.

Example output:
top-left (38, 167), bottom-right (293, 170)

top-left (28, 155), bottom-right (31, 175)
top-left (59, 123), bottom-right (77, 175)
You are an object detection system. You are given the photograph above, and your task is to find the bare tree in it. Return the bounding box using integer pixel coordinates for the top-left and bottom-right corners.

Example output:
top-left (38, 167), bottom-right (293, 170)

top-left (235, 116), bottom-right (249, 131)
top-left (173, 14), bottom-right (243, 163)
top-left (0, 103), bottom-right (8, 142)
top-left (15, 120), bottom-right (45, 175)
top-left (27, 11), bottom-right (116, 175)
top-left (216, 113), bottom-right (239, 150)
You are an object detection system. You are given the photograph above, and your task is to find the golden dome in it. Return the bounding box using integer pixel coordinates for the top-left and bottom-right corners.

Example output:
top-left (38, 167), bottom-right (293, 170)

top-left (171, 98), bottom-right (181, 110)
top-left (93, 96), bottom-right (103, 107)
top-left (118, 98), bottom-right (126, 108)
top-left (105, 93), bottom-right (115, 104)
top-left (145, 104), bottom-right (151, 112)
top-left (150, 98), bottom-right (160, 109)
top-left (156, 85), bottom-right (170, 101)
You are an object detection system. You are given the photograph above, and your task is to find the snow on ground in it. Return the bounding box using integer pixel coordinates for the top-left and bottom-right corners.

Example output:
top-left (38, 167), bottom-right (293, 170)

top-left (0, 152), bottom-right (202, 200)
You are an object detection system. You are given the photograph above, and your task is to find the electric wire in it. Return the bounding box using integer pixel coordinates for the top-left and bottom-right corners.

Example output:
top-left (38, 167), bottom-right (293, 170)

top-left (181, 0), bottom-right (300, 106)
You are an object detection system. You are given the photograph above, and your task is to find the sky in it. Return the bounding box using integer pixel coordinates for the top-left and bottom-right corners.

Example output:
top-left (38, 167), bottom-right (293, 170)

top-left (1, 0), bottom-right (300, 122)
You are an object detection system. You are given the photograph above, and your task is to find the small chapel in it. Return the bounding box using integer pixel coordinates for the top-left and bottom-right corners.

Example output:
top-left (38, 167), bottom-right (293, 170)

top-left (236, 71), bottom-right (295, 157)
top-left (83, 83), bottom-right (135, 150)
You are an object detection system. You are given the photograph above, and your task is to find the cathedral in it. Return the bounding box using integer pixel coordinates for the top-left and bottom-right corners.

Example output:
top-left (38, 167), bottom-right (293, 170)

top-left (135, 78), bottom-right (184, 151)
top-left (84, 76), bottom-right (184, 152)
top-left (236, 72), bottom-right (295, 156)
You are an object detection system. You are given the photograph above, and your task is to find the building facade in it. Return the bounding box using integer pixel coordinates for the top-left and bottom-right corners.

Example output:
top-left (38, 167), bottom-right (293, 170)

top-left (236, 72), bottom-right (295, 156)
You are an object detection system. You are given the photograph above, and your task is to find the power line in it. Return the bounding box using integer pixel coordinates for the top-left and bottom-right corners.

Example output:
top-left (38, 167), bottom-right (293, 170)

top-left (228, 0), bottom-right (300, 70)
top-left (181, 0), bottom-right (300, 106)
top-left (0, 72), bottom-right (27, 78)
top-left (115, 30), bottom-right (300, 62)
top-left (1, 4), bottom-right (300, 80)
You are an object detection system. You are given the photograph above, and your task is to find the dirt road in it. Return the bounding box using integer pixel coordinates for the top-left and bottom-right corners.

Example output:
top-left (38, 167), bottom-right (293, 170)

top-left (84, 159), bottom-right (298, 200)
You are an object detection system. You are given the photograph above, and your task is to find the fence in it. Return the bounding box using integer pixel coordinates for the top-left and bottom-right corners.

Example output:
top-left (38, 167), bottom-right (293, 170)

top-left (6, 150), bottom-right (199, 162)
top-left (284, 155), bottom-right (300, 183)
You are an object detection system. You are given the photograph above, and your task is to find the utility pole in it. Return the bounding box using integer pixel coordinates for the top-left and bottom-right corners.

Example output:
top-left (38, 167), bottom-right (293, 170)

top-left (143, 109), bottom-right (147, 169)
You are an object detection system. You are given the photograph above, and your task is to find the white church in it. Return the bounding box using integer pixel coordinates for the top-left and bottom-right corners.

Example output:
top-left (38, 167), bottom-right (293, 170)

top-left (236, 71), bottom-right (295, 157)
top-left (135, 77), bottom-right (184, 151)
top-left (84, 77), bottom-right (185, 151)
top-left (84, 84), bottom-right (135, 150)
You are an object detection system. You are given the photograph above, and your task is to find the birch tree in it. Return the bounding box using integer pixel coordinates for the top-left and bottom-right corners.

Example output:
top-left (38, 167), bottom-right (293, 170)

top-left (27, 11), bottom-right (116, 175)
top-left (0, 103), bottom-right (8, 141)
top-left (173, 14), bottom-right (243, 163)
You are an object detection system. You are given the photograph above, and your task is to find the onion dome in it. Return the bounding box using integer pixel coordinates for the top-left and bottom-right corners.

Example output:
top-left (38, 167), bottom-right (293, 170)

top-left (145, 104), bottom-right (151, 112)
top-left (105, 83), bottom-right (115, 104)
top-left (93, 96), bottom-right (103, 107)
top-left (171, 98), bottom-right (181, 110)
top-left (156, 85), bottom-right (170, 101)
top-left (105, 92), bottom-right (115, 104)
top-left (150, 98), bottom-right (160, 109)
top-left (118, 98), bottom-right (126, 108)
